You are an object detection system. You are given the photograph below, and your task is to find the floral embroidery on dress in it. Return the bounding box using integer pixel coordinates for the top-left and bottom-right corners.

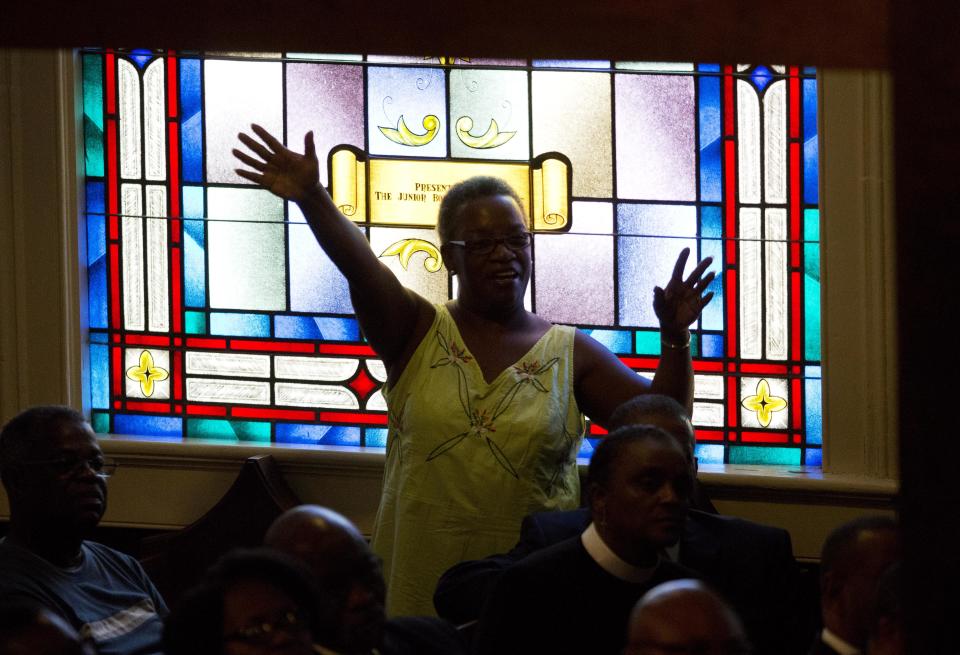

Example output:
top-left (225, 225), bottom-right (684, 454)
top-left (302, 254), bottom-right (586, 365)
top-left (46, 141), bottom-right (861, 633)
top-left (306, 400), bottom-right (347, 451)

top-left (386, 396), bottom-right (409, 465)
top-left (425, 328), bottom-right (561, 479)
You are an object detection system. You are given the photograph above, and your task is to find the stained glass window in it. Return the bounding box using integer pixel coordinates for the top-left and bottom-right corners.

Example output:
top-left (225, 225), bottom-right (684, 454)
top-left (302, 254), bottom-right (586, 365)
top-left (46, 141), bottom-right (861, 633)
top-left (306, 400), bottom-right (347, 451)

top-left (81, 51), bottom-right (821, 466)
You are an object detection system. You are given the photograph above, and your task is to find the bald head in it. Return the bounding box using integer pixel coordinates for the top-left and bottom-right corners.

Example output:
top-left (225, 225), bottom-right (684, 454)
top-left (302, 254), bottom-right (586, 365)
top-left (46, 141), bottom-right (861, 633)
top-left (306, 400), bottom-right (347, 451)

top-left (626, 579), bottom-right (750, 655)
top-left (608, 395), bottom-right (695, 463)
top-left (264, 505), bottom-right (386, 653)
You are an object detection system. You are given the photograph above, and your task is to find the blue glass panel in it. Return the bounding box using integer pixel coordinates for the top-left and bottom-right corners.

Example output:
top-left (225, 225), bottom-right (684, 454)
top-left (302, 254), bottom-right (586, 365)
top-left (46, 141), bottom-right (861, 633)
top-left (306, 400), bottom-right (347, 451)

top-left (699, 206), bottom-right (723, 331)
top-left (805, 378), bottom-right (823, 445)
top-left (209, 312), bottom-right (271, 337)
top-left (695, 444), bottom-right (725, 464)
top-left (129, 49), bottom-right (154, 68)
top-left (805, 365), bottom-right (822, 378)
top-left (533, 60), bottom-right (610, 69)
top-left (698, 64), bottom-right (721, 73)
top-left (803, 78), bottom-right (819, 204)
top-left (750, 65), bottom-right (773, 92)
top-left (86, 185), bottom-right (108, 329)
top-left (804, 448), bottom-right (822, 467)
top-left (701, 333), bottom-right (724, 358)
top-left (698, 69), bottom-right (722, 204)
top-left (90, 344), bottom-right (109, 409)
top-left (276, 423), bottom-right (361, 446)
top-left (114, 414), bottom-right (183, 439)
top-left (89, 331), bottom-right (109, 343)
top-left (803, 66), bottom-right (817, 76)
top-left (275, 315), bottom-right (360, 341)
top-left (183, 186), bottom-right (206, 308)
top-left (180, 59), bottom-right (204, 183)
top-left (583, 328), bottom-right (632, 354)
top-left (577, 437), bottom-right (599, 461)
top-left (365, 428), bottom-right (388, 448)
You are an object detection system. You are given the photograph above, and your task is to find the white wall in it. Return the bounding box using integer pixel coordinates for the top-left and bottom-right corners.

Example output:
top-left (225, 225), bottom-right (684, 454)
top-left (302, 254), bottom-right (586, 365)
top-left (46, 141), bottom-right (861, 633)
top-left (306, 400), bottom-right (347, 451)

top-left (0, 51), bottom-right (897, 559)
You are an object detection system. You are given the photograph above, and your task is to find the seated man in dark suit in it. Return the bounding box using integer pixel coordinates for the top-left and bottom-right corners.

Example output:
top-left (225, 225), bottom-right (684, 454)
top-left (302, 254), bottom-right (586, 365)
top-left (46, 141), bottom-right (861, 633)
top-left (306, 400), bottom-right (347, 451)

top-left (810, 516), bottom-right (900, 655)
top-left (264, 504), bottom-right (466, 655)
top-left (473, 425), bottom-right (696, 655)
top-left (435, 394), bottom-right (801, 655)
top-left (0, 406), bottom-right (167, 655)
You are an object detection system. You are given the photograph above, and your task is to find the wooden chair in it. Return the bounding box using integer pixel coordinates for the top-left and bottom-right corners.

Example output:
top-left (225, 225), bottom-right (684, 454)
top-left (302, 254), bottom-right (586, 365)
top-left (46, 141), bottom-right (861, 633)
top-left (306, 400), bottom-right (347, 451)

top-left (139, 454), bottom-right (301, 609)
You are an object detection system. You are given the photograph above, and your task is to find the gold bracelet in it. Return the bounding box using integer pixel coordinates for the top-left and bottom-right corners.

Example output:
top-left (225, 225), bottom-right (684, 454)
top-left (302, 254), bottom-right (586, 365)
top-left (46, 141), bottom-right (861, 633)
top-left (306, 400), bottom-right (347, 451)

top-left (661, 334), bottom-right (691, 350)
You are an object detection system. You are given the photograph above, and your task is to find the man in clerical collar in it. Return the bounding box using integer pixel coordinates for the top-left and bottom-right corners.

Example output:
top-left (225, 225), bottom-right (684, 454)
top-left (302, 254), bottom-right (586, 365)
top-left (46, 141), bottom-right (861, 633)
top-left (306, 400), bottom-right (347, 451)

top-left (811, 516), bottom-right (900, 655)
top-left (473, 425), bottom-right (695, 655)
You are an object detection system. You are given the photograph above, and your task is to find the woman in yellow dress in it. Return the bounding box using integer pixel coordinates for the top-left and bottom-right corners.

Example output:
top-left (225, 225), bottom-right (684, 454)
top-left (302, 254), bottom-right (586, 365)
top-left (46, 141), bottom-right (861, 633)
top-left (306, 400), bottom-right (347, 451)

top-left (234, 126), bottom-right (714, 617)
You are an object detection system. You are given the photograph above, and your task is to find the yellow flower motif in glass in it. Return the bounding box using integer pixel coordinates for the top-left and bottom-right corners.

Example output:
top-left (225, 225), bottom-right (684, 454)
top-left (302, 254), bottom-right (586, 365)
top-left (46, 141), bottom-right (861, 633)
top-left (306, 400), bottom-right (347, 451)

top-left (740, 378), bottom-right (787, 428)
top-left (379, 238), bottom-right (443, 272)
top-left (126, 349), bottom-right (169, 397)
top-left (378, 115), bottom-right (440, 147)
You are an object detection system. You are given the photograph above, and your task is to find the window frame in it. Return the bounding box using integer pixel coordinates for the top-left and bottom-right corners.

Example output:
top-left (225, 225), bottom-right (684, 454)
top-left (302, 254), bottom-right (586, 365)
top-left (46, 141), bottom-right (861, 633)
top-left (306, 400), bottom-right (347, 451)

top-left (0, 50), bottom-right (897, 556)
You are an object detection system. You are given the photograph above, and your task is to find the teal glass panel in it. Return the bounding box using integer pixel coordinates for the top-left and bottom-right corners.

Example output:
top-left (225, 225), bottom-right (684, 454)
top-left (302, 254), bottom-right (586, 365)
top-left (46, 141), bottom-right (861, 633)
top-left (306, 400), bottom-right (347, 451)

top-left (635, 330), bottom-right (660, 355)
top-left (209, 312), bottom-right (271, 337)
top-left (82, 54), bottom-right (104, 177)
top-left (183, 187), bottom-right (206, 308)
top-left (729, 446), bottom-right (800, 466)
top-left (185, 311), bottom-right (207, 334)
top-left (186, 419), bottom-right (271, 442)
top-left (695, 444), bottom-right (725, 464)
top-left (804, 209), bottom-right (821, 361)
top-left (366, 428), bottom-right (388, 448)
top-left (91, 411), bottom-right (110, 434)
top-left (583, 329), bottom-right (632, 355)
top-left (90, 344), bottom-right (109, 409)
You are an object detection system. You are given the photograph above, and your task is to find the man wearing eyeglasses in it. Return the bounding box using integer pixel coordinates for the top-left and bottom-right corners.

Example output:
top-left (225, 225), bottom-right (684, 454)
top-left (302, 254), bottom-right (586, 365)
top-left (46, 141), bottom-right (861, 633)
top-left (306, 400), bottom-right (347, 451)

top-left (0, 406), bottom-right (167, 655)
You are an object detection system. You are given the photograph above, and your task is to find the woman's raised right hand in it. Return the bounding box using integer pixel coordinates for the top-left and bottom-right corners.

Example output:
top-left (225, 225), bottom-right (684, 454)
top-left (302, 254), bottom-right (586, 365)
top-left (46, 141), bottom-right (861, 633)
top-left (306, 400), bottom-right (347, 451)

top-left (234, 124), bottom-right (323, 204)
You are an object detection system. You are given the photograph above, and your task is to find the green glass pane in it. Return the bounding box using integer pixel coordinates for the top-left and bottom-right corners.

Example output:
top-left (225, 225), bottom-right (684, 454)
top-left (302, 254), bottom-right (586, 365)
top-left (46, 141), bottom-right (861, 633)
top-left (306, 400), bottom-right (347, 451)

top-left (804, 208), bottom-right (820, 242)
top-left (185, 311), bottom-right (207, 334)
top-left (805, 242), bottom-right (821, 361)
top-left (91, 411), bottom-right (110, 434)
top-left (186, 419), bottom-right (270, 442)
top-left (729, 445), bottom-right (800, 466)
top-left (82, 54), bottom-right (104, 177)
top-left (635, 330), bottom-right (660, 355)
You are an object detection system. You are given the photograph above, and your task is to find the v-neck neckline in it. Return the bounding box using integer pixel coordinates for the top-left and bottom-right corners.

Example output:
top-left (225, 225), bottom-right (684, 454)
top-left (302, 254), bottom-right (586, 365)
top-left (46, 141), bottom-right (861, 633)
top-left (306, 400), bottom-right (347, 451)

top-left (442, 305), bottom-right (555, 386)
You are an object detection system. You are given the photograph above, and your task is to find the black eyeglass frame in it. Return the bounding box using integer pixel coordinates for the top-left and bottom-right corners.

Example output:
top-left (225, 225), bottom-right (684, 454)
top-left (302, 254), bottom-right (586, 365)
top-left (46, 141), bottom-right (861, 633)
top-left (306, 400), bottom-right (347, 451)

top-left (446, 231), bottom-right (533, 256)
top-left (21, 455), bottom-right (119, 479)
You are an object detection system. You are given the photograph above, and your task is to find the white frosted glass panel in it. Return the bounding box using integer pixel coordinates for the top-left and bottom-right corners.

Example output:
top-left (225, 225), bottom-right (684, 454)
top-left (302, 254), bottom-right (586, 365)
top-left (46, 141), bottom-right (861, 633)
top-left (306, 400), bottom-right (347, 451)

top-left (274, 382), bottom-right (359, 409)
top-left (772, 65), bottom-right (786, 74)
top-left (532, 71), bottom-right (611, 197)
top-left (287, 53), bottom-right (363, 61)
top-left (124, 348), bottom-right (170, 399)
top-left (739, 208), bottom-right (763, 359)
top-left (207, 188), bottom-right (286, 311)
top-left (740, 376), bottom-right (789, 429)
top-left (615, 74), bottom-right (696, 201)
top-left (449, 68), bottom-right (530, 160)
top-left (145, 185), bottom-right (169, 332)
top-left (288, 220), bottom-right (354, 314)
top-left (694, 374), bottom-right (725, 400)
top-left (737, 80), bottom-right (761, 204)
top-left (185, 352), bottom-right (271, 378)
top-left (764, 81), bottom-right (787, 203)
top-left (370, 227), bottom-right (448, 305)
top-left (205, 59), bottom-right (283, 184)
top-left (118, 59), bottom-right (142, 180)
top-left (571, 201), bottom-right (613, 235)
top-left (737, 64), bottom-right (751, 72)
top-left (367, 67), bottom-right (447, 158)
top-left (615, 62), bottom-right (695, 72)
top-left (274, 356), bottom-right (359, 381)
top-left (143, 59), bottom-right (166, 182)
top-left (186, 378), bottom-right (271, 404)
top-left (366, 359), bottom-right (387, 382)
top-left (534, 234), bottom-right (614, 325)
top-left (366, 389), bottom-right (388, 411)
top-left (617, 204), bottom-right (697, 328)
top-left (764, 208), bottom-right (789, 360)
top-left (121, 184), bottom-right (145, 331)
top-left (692, 402), bottom-right (724, 427)
top-left (286, 63), bottom-right (365, 184)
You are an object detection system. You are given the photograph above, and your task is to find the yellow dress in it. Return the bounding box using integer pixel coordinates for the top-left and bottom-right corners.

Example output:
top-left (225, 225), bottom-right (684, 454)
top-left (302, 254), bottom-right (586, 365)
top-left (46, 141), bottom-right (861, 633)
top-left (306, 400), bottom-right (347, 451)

top-left (372, 304), bottom-right (585, 616)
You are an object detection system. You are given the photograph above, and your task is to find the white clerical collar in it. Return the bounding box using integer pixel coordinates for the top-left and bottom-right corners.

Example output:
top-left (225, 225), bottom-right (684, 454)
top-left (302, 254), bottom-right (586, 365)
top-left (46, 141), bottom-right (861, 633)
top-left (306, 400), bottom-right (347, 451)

top-left (821, 628), bottom-right (860, 655)
top-left (581, 522), bottom-right (659, 583)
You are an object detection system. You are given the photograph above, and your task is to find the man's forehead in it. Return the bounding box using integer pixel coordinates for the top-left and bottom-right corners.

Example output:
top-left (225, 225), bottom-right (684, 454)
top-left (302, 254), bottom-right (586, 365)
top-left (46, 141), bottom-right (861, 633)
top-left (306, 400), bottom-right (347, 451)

top-left (33, 419), bottom-right (99, 454)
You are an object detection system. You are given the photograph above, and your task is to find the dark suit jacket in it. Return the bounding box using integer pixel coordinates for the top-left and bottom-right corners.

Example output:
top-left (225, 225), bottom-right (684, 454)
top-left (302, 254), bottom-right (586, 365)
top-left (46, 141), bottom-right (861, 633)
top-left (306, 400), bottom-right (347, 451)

top-left (472, 535), bottom-right (694, 655)
top-left (381, 616), bottom-right (467, 655)
top-left (436, 508), bottom-right (802, 655)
